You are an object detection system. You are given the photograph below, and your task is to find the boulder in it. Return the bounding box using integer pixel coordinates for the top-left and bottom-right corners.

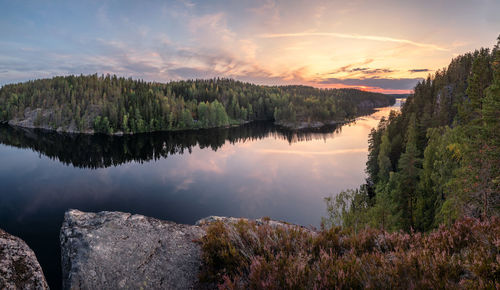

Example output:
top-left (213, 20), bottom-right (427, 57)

top-left (60, 210), bottom-right (205, 290)
top-left (0, 229), bottom-right (49, 290)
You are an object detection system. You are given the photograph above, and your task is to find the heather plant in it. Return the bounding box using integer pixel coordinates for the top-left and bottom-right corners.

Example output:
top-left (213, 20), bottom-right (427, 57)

top-left (200, 217), bottom-right (500, 289)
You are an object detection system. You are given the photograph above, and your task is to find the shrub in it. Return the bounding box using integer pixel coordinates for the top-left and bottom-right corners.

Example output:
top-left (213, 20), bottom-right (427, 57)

top-left (200, 217), bottom-right (500, 289)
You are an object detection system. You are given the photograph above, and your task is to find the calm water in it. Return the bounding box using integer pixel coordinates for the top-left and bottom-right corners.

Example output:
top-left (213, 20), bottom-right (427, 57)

top-left (0, 102), bottom-right (400, 288)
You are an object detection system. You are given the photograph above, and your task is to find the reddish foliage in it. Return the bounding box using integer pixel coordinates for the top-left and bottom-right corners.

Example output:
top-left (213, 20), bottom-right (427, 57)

top-left (200, 217), bottom-right (500, 289)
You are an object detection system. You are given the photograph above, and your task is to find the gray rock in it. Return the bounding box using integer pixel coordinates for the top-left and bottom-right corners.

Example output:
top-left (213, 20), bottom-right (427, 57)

top-left (0, 229), bottom-right (49, 290)
top-left (60, 209), bottom-right (206, 290)
top-left (196, 215), bottom-right (316, 233)
top-left (8, 106), bottom-right (100, 134)
top-left (8, 108), bottom-right (53, 130)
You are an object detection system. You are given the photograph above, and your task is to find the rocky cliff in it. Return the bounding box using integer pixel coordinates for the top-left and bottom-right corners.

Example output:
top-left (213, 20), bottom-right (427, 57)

top-left (0, 229), bottom-right (48, 289)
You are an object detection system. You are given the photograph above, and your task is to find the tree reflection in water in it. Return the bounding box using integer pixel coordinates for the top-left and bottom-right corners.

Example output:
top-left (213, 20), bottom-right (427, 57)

top-left (0, 121), bottom-right (346, 169)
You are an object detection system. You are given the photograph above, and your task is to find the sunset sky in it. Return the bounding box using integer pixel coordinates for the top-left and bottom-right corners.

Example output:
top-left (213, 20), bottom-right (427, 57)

top-left (1, 0), bottom-right (499, 93)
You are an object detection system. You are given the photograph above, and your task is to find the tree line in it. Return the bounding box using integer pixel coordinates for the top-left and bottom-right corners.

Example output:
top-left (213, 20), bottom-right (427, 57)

top-left (0, 77), bottom-right (394, 134)
top-left (326, 36), bottom-right (500, 232)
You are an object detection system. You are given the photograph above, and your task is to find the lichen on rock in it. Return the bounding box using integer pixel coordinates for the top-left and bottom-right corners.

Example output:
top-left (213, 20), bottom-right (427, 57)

top-left (0, 229), bottom-right (48, 290)
top-left (60, 209), bottom-right (206, 290)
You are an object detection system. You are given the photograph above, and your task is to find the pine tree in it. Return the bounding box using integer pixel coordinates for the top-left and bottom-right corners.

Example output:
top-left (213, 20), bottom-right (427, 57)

top-left (377, 130), bottom-right (392, 183)
top-left (464, 49), bottom-right (493, 123)
top-left (366, 119), bottom-right (386, 187)
top-left (394, 113), bottom-right (421, 231)
top-left (483, 37), bottom-right (500, 142)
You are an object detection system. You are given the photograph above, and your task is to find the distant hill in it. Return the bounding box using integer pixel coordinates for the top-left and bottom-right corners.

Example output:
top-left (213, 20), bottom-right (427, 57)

top-left (388, 93), bottom-right (411, 99)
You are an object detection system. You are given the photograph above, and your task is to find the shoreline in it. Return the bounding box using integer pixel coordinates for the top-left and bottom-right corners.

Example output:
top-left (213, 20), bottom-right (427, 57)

top-left (3, 105), bottom-right (390, 136)
top-left (5, 118), bottom-right (352, 135)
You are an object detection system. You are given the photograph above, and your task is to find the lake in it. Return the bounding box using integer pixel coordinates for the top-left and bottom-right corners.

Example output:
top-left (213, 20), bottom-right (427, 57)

top-left (0, 100), bottom-right (401, 288)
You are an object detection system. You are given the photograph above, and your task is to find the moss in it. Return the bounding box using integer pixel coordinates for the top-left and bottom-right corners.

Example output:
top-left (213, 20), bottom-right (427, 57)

top-left (12, 257), bottom-right (31, 287)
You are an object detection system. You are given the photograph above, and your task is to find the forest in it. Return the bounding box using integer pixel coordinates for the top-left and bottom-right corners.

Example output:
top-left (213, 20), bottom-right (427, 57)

top-left (326, 36), bottom-right (500, 233)
top-left (0, 77), bottom-right (394, 134)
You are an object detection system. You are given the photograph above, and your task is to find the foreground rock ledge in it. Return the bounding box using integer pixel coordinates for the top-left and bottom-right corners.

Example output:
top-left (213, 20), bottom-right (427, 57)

top-left (60, 210), bottom-right (308, 289)
top-left (60, 210), bottom-right (206, 290)
top-left (0, 229), bottom-right (49, 290)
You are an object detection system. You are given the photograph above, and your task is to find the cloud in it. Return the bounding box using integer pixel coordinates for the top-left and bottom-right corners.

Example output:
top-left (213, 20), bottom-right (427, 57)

top-left (317, 77), bottom-right (423, 90)
top-left (259, 32), bottom-right (449, 51)
top-left (408, 69), bottom-right (432, 73)
top-left (0, 8), bottom-right (278, 86)
top-left (343, 67), bottom-right (395, 74)
top-left (248, 0), bottom-right (281, 26)
top-left (328, 59), bottom-right (374, 74)
top-left (361, 68), bottom-right (394, 74)
top-left (350, 67), bottom-right (369, 72)
top-left (178, 0), bottom-right (195, 8)
top-left (325, 62), bottom-right (395, 79)
top-left (167, 67), bottom-right (217, 79)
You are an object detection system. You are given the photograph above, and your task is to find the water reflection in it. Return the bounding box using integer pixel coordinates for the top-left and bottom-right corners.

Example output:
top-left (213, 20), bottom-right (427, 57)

top-left (0, 121), bottom-right (345, 169)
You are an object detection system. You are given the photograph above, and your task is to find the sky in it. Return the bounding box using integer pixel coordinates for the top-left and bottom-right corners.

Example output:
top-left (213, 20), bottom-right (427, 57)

top-left (0, 0), bottom-right (499, 93)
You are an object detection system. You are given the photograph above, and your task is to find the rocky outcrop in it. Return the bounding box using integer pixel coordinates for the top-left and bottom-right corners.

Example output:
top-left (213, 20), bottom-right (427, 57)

top-left (60, 210), bottom-right (310, 289)
top-left (60, 210), bottom-right (206, 290)
top-left (8, 107), bottom-right (99, 134)
top-left (8, 108), bottom-right (54, 130)
top-left (0, 229), bottom-right (49, 290)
